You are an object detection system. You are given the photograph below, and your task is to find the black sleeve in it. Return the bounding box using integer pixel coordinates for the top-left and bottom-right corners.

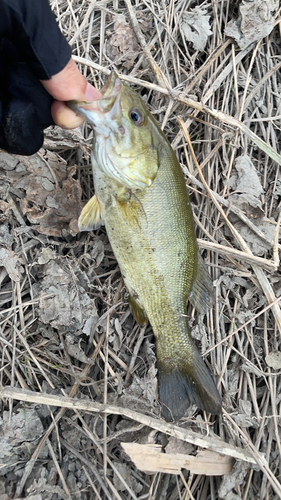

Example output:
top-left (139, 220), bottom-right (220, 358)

top-left (0, 0), bottom-right (72, 79)
top-left (0, 0), bottom-right (73, 155)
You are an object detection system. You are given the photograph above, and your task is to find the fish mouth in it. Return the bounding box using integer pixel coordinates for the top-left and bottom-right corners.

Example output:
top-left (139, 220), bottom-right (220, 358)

top-left (67, 72), bottom-right (122, 126)
top-left (67, 73), bottom-right (152, 190)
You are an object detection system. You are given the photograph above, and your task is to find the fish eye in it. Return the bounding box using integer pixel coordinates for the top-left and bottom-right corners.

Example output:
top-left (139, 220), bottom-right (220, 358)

top-left (129, 108), bottom-right (144, 126)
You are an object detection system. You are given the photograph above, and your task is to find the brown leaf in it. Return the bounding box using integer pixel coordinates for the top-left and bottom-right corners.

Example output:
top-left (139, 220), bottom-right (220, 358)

top-left (166, 436), bottom-right (195, 456)
top-left (43, 126), bottom-right (91, 157)
top-left (0, 247), bottom-right (21, 282)
top-left (265, 351), bottom-right (281, 370)
top-left (22, 165), bottom-right (82, 237)
top-left (0, 200), bottom-right (11, 214)
top-left (218, 460), bottom-right (250, 498)
top-left (113, 462), bottom-right (143, 493)
top-left (37, 259), bottom-right (96, 330)
top-left (0, 408), bottom-right (45, 475)
top-left (107, 14), bottom-right (140, 69)
top-left (0, 151), bottom-right (83, 237)
top-left (181, 7), bottom-right (212, 51)
top-left (126, 367), bottom-right (158, 407)
top-left (225, 0), bottom-right (278, 48)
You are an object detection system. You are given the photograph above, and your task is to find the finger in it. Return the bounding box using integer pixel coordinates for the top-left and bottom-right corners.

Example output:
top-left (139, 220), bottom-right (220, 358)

top-left (50, 83), bottom-right (99, 127)
top-left (50, 100), bottom-right (84, 128)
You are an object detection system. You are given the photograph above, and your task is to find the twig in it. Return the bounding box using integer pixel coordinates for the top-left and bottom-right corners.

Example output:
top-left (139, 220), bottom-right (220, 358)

top-left (0, 385), bottom-right (258, 465)
top-left (197, 239), bottom-right (277, 271)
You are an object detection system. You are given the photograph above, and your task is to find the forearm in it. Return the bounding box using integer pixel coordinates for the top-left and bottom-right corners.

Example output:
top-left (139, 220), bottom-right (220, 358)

top-left (0, 0), bottom-right (71, 79)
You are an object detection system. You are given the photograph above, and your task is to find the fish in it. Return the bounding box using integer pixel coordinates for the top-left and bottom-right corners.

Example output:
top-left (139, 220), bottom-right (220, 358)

top-left (68, 72), bottom-right (222, 421)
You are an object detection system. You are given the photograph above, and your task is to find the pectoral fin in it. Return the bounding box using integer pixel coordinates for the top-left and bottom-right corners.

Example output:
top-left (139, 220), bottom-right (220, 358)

top-left (78, 195), bottom-right (104, 232)
top-left (188, 253), bottom-right (214, 315)
top-left (129, 293), bottom-right (148, 326)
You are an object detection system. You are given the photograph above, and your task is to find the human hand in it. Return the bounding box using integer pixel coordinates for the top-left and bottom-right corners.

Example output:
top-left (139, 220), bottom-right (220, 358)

top-left (42, 58), bottom-right (101, 130)
top-left (0, 0), bottom-right (101, 156)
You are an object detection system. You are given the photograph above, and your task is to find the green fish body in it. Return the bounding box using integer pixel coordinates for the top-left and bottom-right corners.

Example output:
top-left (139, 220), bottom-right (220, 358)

top-left (69, 73), bottom-right (221, 420)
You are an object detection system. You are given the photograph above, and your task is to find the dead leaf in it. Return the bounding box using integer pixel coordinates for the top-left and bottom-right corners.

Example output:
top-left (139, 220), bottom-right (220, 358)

top-left (37, 247), bottom-right (57, 265)
top-left (191, 321), bottom-right (210, 352)
top-left (122, 442), bottom-right (234, 475)
top-left (0, 247), bottom-right (21, 282)
top-left (0, 200), bottom-right (11, 214)
top-left (232, 399), bottom-right (258, 429)
top-left (143, 339), bottom-right (156, 367)
top-left (26, 468), bottom-right (67, 499)
top-left (265, 351), bottom-right (281, 370)
top-left (273, 180), bottom-right (281, 199)
top-left (0, 408), bottom-right (45, 475)
top-left (166, 436), bottom-right (195, 456)
top-left (232, 219), bottom-right (275, 256)
top-left (37, 259), bottom-right (96, 330)
top-left (65, 334), bottom-right (94, 364)
top-left (0, 151), bottom-right (19, 171)
top-left (89, 238), bottom-right (105, 268)
top-left (181, 7), bottom-right (212, 51)
top-left (43, 126), bottom-right (91, 157)
top-left (21, 166), bottom-right (82, 237)
top-left (127, 366), bottom-right (158, 407)
top-left (225, 0), bottom-right (278, 48)
top-left (226, 155), bottom-right (277, 255)
top-left (218, 460), bottom-right (250, 498)
top-left (0, 224), bottom-right (14, 247)
top-left (228, 155), bottom-right (264, 217)
top-left (0, 151), bottom-right (83, 237)
top-left (231, 155), bottom-right (263, 196)
top-left (107, 14), bottom-right (140, 69)
top-left (14, 153), bottom-right (66, 207)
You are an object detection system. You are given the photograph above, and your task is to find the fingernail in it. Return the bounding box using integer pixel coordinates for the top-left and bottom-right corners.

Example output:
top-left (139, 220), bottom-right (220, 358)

top-left (85, 82), bottom-right (102, 100)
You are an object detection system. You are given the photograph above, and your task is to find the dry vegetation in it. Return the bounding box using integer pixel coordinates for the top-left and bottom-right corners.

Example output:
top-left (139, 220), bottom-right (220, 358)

top-left (1, 0), bottom-right (281, 499)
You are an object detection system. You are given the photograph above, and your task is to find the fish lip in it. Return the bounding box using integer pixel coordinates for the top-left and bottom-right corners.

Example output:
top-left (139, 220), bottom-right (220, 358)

top-left (69, 73), bottom-right (151, 189)
top-left (101, 71), bottom-right (121, 98)
top-left (67, 73), bottom-right (122, 122)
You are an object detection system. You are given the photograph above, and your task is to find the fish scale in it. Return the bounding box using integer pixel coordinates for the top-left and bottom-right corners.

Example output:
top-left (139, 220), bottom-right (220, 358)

top-left (68, 72), bottom-right (222, 421)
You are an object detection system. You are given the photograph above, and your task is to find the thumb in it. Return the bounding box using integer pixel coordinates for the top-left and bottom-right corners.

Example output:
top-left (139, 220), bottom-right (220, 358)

top-left (41, 57), bottom-right (102, 128)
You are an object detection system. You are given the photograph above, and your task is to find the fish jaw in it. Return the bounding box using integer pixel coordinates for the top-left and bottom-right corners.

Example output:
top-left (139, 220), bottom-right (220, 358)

top-left (67, 75), bottom-right (159, 190)
top-left (67, 92), bottom-right (121, 140)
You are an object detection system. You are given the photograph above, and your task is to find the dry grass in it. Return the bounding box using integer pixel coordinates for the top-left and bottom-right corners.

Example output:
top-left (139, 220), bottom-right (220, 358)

top-left (1, 1), bottom-right (281, 499)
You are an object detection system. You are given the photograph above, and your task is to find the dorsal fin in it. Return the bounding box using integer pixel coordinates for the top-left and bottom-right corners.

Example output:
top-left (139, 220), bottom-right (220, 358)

top-left (188, 253), bottom-right (214, 315)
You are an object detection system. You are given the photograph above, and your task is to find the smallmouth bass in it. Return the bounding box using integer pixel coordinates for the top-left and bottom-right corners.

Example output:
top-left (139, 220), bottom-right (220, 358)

top-left (69, 73), bottom-right (221, 421)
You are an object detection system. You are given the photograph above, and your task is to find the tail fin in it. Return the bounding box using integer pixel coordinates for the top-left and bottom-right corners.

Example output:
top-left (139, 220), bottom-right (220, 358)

top-left (158, 347), bottom-right (221, 422)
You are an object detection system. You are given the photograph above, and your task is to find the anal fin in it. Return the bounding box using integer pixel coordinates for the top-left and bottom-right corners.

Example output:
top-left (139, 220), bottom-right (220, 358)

top-left (188, 253), bottom-right (214, 315)
top-left (129, 293), bottom-right (148, 326)
top-left (78, 194), bottom-right (104, 231)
